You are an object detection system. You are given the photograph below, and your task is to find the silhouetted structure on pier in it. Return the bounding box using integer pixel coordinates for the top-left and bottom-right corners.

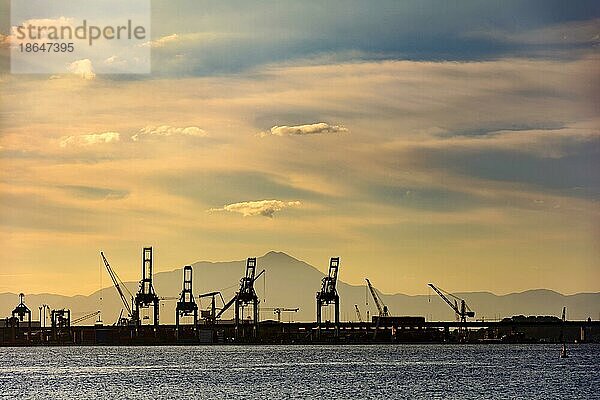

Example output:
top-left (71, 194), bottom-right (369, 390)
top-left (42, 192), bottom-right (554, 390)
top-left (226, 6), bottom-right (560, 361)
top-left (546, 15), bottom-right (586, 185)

top-left (176, 265), bottom-right (198, 338)
top-left (134, 247), bottom-right (160, 328)
top-left (316, 257), bottom-right (340, 334)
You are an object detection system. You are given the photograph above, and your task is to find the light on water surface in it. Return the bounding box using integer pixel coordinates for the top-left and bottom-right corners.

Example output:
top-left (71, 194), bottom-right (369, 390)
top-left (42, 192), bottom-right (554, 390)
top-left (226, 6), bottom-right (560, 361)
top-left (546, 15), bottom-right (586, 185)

top-left (1, 344), bottom-right (599, 399)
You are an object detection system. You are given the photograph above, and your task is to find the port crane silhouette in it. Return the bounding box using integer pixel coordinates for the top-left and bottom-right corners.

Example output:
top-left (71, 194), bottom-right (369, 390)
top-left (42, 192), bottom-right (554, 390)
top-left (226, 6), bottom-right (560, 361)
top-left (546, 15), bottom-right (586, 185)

top-left (366, 278), bottom-right (390, 338)
top-left (101, 251), bottom-right (134, 326)
top-left (175, 265), bottom-right (198, 336)
top-left (213, 258), bottom-right (265, 337)
top-left (366, 278), bottom-right (390, 318)
top-left (354, 305), bottom-right (363, 323)
top-left (316, 257), bottom-right (340, 331)
top-left (198, 291), bottom-right (226, 324)
top-left (72, 310), bottom-right (101, 325)
top-left (428, 283), bottom-right (475, 324)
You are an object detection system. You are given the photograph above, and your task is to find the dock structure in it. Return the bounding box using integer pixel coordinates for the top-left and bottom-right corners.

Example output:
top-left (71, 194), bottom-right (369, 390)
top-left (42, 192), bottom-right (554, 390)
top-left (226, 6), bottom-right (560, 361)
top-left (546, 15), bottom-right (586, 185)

top-left (3, 247), bottom-right (600, 346)
top-left (1, 319), bottom-right (599, 346)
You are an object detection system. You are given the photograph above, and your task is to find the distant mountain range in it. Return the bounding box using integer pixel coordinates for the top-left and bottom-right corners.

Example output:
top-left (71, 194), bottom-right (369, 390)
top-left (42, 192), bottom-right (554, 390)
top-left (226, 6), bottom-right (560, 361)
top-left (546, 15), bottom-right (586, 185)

top-left (1, 251), bottom-right (598, 324)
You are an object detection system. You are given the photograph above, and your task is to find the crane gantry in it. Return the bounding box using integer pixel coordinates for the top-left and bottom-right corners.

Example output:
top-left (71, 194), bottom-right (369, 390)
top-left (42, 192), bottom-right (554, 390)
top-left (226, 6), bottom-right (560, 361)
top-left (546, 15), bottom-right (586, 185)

top-left (316, 257), bottom-right (340, 331)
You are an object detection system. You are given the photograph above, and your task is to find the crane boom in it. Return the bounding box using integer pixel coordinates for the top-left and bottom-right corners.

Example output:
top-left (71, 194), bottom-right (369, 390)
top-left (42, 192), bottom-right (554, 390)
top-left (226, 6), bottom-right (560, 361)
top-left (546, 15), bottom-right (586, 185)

top-left (428, 283), bottom-right (456, 312)
top-left (216, 295), bottom-right (236, 319)
top-left (253, 269), bottom-right (265, 283)
top-left (428, 283), bottom-right (475, 322)
top-left (199, 291), bottom-right (226, 305)
top-left (101, 252), bottom-right (133, 317)
top-left (354, 304), bottom-right (363, 323)
top-left (366, 278), bottom-right (389, 317)
top-left (72, 310), bottom-right (101, 325)
top-left (214, 264), bottom-right (266, 321)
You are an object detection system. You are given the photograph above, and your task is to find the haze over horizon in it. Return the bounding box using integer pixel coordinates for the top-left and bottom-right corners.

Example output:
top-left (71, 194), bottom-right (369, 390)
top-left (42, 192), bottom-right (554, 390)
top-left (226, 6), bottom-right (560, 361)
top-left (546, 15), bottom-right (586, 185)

top-left (1, 1), bottom-right (599, 297)
top-left (2, 251), bottom-right (598, 324)
top-left (0, 250), bottom-right (597, 299)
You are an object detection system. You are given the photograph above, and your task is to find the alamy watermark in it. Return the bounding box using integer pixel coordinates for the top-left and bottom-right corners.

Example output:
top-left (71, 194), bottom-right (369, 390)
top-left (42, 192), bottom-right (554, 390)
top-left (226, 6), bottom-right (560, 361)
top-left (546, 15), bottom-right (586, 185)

top-left (10, 0), bottom-right (151, 76)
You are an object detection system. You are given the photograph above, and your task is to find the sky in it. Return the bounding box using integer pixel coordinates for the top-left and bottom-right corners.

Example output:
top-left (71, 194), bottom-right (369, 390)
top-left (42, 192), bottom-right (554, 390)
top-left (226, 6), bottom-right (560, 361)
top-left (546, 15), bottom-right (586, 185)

top-left (0, 1), bottom-right (598, 297)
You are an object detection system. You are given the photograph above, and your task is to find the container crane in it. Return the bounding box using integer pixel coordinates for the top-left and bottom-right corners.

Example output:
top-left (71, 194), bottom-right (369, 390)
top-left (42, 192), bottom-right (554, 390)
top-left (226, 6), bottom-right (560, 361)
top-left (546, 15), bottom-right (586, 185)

top-left (235, 258), bottom-right (265, 328)
top-left (216, 259), bottom-right (265, 330)
top-left (316, 257), bottom-right (340, 330)
top-left (427, 283), bottom-right (475, 324)
top-left (134, 247), bottom-right (160, 327)
top-left (175, 265), bottom-right (198, 337)
top-left (100, 251), bottom-right (134, 325)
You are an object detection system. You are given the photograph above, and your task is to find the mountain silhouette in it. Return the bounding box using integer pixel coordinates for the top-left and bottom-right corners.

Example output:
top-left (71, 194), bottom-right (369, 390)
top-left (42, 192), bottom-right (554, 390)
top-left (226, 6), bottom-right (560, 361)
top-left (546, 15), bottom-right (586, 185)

top-left (1, 251), bottom-right (598, 324)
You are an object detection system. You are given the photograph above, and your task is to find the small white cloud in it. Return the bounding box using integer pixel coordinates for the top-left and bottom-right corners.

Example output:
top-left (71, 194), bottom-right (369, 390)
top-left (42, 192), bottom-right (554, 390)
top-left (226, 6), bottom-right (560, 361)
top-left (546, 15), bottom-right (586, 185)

top-left (60, 132), bottom-right (120, 148)
top-left (141, 33), bottom-right (179, 48)
top-left (131, 125), bottom-right (207, 141)
top-left (260, 122), bottom-right (348, 137)
top-left (104, 55), bottom-right (128, 66)
top-left (0, 33), bottom-right (9, 49)
top-left (209, 200), bottom-right (301, 218)
top-left (67, 59), bottom-right (96, 80)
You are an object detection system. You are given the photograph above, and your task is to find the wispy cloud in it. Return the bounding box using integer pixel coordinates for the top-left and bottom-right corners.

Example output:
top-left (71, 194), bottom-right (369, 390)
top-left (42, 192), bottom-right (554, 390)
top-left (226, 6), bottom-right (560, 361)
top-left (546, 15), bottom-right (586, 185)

top-left (141, 33), bottom-right (179, 48)
top-left (3, 54), bottom-right (598, 295)
top-left (260, 123), bottom-right (348, 137)
top-left (58, 126), bottom-right (207, 148)
top-left (209, 199), bottom-right (301, 217)
top-left (60, 132), bottom-right (120, 148)
top-left (60, 185), bottom-right (129, 200)
top-left (468, 18), bottom-right (600, 46)
top-left (131, 125), bottom-right (207, 141)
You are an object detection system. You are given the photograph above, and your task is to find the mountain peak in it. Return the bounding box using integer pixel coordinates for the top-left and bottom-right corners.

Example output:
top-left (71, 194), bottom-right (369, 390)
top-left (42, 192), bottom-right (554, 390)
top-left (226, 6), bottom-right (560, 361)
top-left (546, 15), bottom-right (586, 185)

top-left (260, 250), bottom-right (296, 261)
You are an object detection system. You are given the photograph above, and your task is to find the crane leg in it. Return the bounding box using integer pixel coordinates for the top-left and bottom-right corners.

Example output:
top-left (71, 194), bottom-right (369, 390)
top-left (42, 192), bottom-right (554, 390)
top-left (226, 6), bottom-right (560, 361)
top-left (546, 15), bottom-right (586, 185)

top-left (316, 298), bottom-right (322, 338)
top-left (334, 295), bottom-right (340, 337)
top-left (253, 298), bottom-right (259, 338)
top-left (234, 298), bottom-right (240, 339)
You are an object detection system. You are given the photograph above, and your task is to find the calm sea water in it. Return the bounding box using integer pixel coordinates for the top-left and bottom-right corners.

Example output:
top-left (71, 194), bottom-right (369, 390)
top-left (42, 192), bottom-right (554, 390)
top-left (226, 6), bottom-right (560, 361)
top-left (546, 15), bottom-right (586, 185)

top-left (1, 344), bottom-right (598, 399)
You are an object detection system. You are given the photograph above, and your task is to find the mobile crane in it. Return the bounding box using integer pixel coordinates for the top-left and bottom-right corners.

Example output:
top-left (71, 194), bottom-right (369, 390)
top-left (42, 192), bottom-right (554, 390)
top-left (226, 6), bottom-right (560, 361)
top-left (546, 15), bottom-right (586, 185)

top-left (366, 278), bottom-right (390, 318)
top-left (427, 283), bottom-right (474, 324)
top-left (101, 251), bottom-right (134, 326)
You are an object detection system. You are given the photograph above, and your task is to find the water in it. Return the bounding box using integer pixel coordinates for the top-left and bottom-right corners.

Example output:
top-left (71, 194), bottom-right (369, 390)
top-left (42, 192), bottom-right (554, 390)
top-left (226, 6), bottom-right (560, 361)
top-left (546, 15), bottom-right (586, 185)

top-left (1, 344), bottom-right (598, 399)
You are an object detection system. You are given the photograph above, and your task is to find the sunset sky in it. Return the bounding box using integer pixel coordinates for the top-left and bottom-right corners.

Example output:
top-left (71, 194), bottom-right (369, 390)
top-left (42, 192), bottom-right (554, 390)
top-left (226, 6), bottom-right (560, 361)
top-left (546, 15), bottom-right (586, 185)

top-left (0, 1), bottom-right (598, 296)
